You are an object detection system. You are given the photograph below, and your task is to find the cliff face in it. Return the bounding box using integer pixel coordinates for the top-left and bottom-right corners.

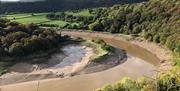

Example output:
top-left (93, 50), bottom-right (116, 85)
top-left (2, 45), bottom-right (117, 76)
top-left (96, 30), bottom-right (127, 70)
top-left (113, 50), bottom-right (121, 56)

top-left (0, 0), bottom-right (147, 13)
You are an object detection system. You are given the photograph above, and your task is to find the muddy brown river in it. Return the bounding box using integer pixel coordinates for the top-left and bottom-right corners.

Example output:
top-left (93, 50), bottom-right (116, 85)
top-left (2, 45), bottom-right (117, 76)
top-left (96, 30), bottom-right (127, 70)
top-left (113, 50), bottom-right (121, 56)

top-left (62, 31), bottom-right (160, 66)
top-left (0, 31), bottom-right (160, 91)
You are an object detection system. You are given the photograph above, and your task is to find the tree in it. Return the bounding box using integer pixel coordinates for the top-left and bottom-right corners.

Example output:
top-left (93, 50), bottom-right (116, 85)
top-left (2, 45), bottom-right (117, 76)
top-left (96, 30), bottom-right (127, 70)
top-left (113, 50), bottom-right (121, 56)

top-left (25, 23), bottom-right (39, 33)
top-left (8, 42), bottom-right (24, 56)
top-left (89, 20), bottom-right (103, 31)
top-left (153, 34), bottom-right (160, 43)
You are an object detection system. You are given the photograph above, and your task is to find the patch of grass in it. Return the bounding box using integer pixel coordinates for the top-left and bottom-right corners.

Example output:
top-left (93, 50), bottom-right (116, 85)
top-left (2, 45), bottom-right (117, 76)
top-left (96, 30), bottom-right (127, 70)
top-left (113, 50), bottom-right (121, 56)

top-left (172, 52), bottom-right (180, 67)
top-left (2, 10), bottom-right (90, 28)
top-left (3, 13), bottom-right (81, 27)
top-left (82, 40), bottom-right (111, 62)
top-left (87, 30), bottom-right (93, 32)
top-left (5, 13), bottom-right (31, 20)
top-left (65, 10), bottom-right (93, 17)
top-left (11, 14), bottom-right (49, 24)
top-left (4, 13), bottom-right (47, 20)
top-left (42, 20), bottom-right (68, 27)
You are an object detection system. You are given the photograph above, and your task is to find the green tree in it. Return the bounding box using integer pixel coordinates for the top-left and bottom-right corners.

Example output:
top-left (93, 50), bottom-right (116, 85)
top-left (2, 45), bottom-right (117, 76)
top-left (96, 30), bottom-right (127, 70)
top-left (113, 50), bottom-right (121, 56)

top-left (8, 42), bottom-right (24, 56)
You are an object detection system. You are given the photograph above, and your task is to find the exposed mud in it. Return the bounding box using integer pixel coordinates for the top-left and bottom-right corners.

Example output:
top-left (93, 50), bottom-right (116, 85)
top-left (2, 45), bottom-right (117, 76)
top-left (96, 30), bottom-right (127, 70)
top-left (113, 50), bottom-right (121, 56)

top-left (0, 43), bottom-right (125, 86)
top-left (0, 31), bottom-right (164, 91)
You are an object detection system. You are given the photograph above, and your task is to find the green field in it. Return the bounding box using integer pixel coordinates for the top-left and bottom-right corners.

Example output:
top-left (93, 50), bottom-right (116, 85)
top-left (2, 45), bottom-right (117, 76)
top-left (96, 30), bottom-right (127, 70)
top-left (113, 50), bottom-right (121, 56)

top-left (5, 13), bottom-right (32, 20)
top-left (2, 10), bottom-right (92, 28)
top-left (43, 20), bottom-right (68, 27)
top-left (65, 10), bottom-right (93, 17)
top-left (3, 13), bottom-right (72, 27)
top-left (12, 15), bottom-right (49, 24)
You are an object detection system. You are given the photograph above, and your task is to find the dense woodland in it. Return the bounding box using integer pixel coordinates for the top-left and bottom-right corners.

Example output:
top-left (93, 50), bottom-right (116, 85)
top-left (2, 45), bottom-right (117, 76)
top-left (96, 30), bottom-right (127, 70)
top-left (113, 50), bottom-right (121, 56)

top-left (0, 19), bottom-right (64, 57)
top-left (88, 0), bottom-right (180, 54)
top-left (0, 0), bottom-right (147, 14)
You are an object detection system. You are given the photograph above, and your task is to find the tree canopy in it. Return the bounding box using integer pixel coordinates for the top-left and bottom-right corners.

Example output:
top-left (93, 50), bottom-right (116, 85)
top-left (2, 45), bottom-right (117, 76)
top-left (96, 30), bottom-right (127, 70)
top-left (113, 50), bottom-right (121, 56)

top-left (0, 18), bottom-right (63, 57)
top-left (88, 0), bottom-right (180, 53)
top-left (0, 0), bottom-right (147, 14)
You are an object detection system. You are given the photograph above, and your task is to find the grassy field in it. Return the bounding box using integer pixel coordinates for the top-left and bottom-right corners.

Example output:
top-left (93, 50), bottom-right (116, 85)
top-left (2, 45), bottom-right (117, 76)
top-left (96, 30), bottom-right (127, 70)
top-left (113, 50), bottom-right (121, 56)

top-left (43, 20), bottom-right (68, 27)
top-left (12, 14), bottom-right (49, 24)
top-left (5, 13), bottom-right (32, 20)
top-left (2, 10), bottom-right (92, 28)
top-left (2, 13), bottom-right (73, 27)
top-left (65, 10), bottom-right (93, 17)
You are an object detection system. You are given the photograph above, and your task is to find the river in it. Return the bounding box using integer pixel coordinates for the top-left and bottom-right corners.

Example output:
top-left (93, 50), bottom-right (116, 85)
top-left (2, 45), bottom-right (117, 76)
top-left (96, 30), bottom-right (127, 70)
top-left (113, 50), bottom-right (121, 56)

top-left (0, 31), bottom-right (160, 91)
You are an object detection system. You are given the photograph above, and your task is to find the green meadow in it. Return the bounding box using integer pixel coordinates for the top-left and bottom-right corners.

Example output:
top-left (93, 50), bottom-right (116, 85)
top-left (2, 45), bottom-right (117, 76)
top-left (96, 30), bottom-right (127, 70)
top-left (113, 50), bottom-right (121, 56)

top-left (65, 10), bottom-right (93, 17)
top-left (4, 13), bottom-right (67, 27)
top-left (2, 10), bottom-right (92, 28)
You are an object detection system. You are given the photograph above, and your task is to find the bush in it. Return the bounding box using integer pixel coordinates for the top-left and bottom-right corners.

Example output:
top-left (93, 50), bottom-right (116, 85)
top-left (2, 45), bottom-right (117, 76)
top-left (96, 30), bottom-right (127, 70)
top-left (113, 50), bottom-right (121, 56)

top-left (157, 74), bottom-right (180, 91)
top-left (153, 34), bottom-right (160, 43)
top-left (97, 74), bottom-right (180, 91)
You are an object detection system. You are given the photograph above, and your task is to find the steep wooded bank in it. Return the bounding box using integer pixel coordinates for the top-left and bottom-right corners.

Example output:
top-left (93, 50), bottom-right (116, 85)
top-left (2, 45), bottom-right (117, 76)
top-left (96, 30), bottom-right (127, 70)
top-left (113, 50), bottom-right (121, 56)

top-left (88, 0), bottom-right (180, 55)
top-left (93, 0), bottom-right (180, 91)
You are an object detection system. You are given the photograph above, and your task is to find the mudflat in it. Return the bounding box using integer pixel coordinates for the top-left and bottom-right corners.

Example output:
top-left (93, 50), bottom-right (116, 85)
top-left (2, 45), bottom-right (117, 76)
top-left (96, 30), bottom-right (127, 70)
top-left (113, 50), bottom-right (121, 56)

top-left (0, 31), bottom-right (165, 91)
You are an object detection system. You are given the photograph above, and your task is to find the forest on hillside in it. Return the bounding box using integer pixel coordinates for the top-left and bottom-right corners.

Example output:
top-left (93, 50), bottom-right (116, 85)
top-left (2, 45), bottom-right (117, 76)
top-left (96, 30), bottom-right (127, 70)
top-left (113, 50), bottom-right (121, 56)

top-left (0, 0), bottom-right (147, 14)
top-left (88, 0), bottom-right (180, 54)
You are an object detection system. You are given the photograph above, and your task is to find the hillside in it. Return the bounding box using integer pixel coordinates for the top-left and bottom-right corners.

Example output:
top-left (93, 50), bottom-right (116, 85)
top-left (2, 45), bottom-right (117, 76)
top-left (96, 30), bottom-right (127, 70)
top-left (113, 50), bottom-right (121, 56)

top-left (89, 0), bottom-right (180, 54)
top-left (0, 0), bottom-right (147, 14)
top-left (87, 0), bottom-right (180, 90)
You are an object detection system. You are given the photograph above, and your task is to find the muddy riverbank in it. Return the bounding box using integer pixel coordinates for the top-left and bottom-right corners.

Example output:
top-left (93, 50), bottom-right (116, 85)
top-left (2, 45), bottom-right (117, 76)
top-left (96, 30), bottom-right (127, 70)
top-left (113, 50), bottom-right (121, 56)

top-left (0, 41), bottom-right (124, 86)
top-left (62, 30), bottom-right (171, 73)
top-left (0, 45), bottom-right (93, 85)
top-left (0, 31), bottom-right (164, 91)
